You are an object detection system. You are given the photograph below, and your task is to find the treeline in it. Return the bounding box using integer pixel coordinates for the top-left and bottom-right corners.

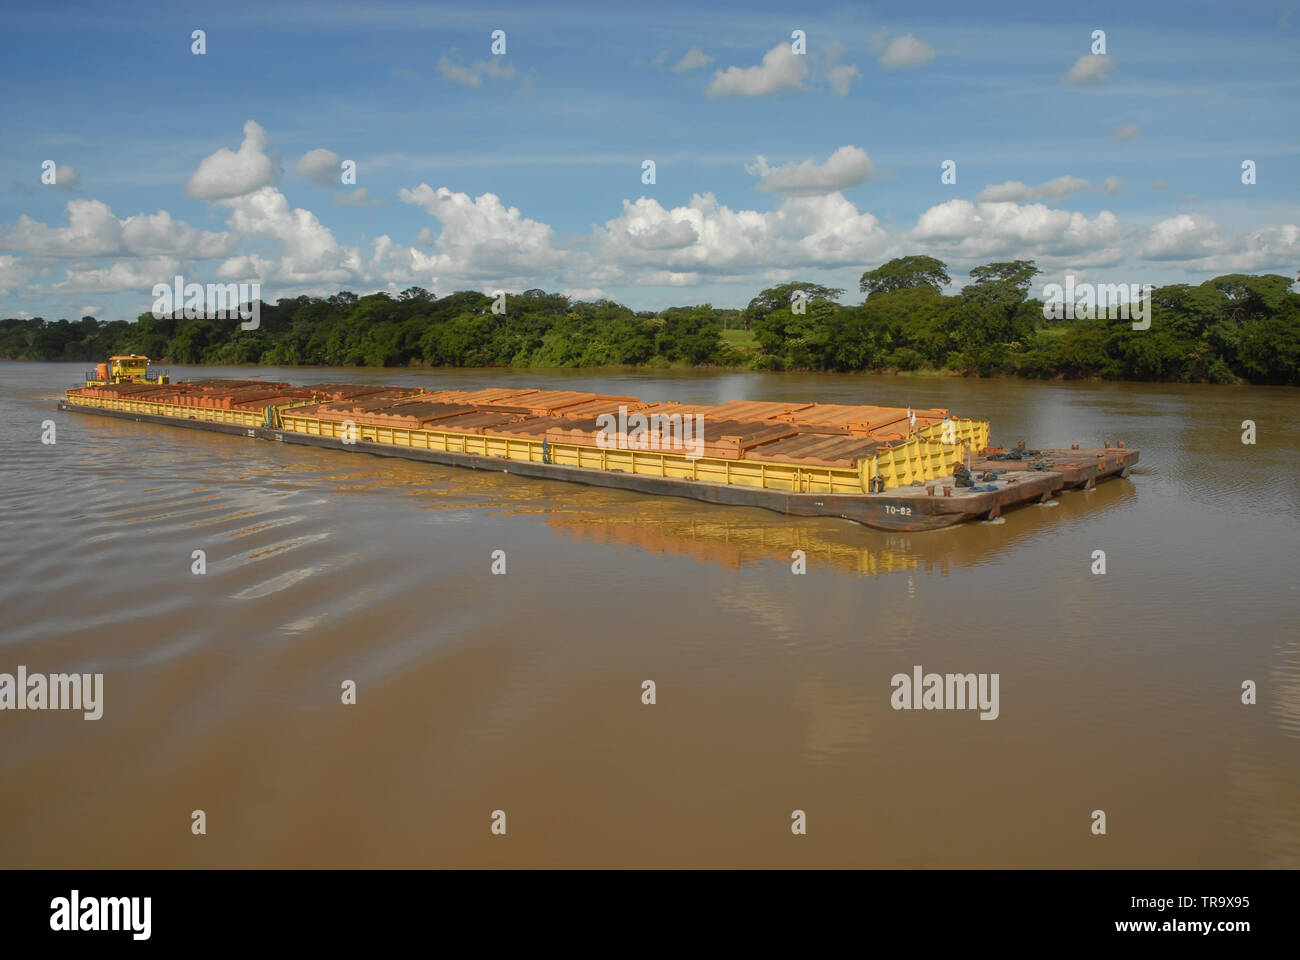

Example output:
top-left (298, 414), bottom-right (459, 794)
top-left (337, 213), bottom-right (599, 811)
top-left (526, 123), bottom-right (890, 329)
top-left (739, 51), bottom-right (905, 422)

top-left (0, 290), bottom-right (737, 371)
top-left (2, 258), bottom-right (1297, 384)
top-left (749, 259), bottom-right (1299, 385)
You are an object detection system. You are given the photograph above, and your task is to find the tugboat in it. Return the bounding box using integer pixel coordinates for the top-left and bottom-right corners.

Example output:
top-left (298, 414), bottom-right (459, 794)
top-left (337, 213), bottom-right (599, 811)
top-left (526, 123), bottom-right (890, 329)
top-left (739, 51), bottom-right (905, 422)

top-left (83, 355), bottom-right (169, 387)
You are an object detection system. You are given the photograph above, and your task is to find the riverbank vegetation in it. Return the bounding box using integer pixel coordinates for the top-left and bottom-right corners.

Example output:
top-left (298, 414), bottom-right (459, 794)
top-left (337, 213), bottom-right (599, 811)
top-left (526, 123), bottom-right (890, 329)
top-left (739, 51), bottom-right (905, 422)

top-left (2, 258), bottom-right (1296, 384)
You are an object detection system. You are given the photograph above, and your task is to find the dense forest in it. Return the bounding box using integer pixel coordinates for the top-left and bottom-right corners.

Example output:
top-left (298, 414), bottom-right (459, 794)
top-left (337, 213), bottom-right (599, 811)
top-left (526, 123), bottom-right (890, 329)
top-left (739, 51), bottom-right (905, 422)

top-left (2, 256), bottom-right (1297, 384)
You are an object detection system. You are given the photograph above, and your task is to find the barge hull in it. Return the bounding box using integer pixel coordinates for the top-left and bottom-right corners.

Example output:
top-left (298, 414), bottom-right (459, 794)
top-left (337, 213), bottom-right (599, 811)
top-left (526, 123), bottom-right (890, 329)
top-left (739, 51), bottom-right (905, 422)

top-left (57, 400), bottom-right (1136, 532)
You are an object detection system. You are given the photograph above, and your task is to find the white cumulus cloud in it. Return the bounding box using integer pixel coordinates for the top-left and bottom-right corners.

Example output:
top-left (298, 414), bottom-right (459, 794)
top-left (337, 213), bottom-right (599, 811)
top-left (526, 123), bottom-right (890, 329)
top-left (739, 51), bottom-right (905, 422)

top-left (591, 191), bottom-right (892, 276)
top-left (826, 64), bottom-right (861, 96)
top-left (216, 254), bottom-right (276, 281)
top-left (911, 198), bottom-right (1126, 263)
top-left (745, 146), bottom-right (874, 197)
top-left (334, 188), bottom-right (385, 208)
top-left (877, 34), bottom-right (935, 69)
top-left (185, 120), bottom-right (276, 200)
top-left (1136, 214), bottom-right (1300, 271)
top-left (0, 255), bottom-right (28, 295)
top-left (1196, 224), bottom-right (1300, 272)
top-left (1062, 54), bottom-right (1113, 85)
top-left (818, 41), bottom-right (861, 96)
top-left (219, 186), bottom-right (357, 284)
top-left (48, 164), bottom-right (81, 192)
top-left (2, 199), bottom-right (233, 259)
top-left (398, 184), bottom-right (566, 286)
top-left (706, 44), bottom-right (808, 98)
top-left (1139, 214), bottom-right (1222, 260)
top-left (673, 47), bottom-right (714, 73)
top-left (55, 256), bottom-right (183, 294)
top-left (977, 176), bottom-right (1093, 203)
top-left (294, 148), bottom-right (342, 188)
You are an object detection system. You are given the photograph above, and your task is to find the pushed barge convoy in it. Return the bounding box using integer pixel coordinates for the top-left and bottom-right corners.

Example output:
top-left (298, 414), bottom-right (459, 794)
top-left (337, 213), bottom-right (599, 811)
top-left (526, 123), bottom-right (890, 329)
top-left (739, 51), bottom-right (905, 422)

top-left (59, 360), bottom-right (1138, 531)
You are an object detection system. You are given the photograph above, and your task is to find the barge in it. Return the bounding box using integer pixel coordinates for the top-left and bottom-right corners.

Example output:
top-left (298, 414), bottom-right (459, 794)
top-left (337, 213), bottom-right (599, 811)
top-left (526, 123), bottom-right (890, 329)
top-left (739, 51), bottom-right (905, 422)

top-left (59, 360), bottom-right (1137, 532)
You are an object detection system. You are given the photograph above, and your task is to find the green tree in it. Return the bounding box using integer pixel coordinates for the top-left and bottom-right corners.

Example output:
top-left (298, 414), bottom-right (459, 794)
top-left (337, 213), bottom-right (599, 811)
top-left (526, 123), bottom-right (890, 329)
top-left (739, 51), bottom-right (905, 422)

top-left (745, 282), bottom-right (843, 359)
top-left (858, 256), bottom-right (950, 298)
top-left (961, 260), bottom-right (1041, 306)
top-left (657, 305), bottom-right (723, 364)
top-left (744, 282), bottom-right (844, 321)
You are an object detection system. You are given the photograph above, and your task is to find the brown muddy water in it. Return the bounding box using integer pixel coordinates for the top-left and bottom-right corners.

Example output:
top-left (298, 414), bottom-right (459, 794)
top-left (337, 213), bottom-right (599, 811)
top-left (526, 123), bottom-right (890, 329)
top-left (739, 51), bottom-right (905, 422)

top-left (0, 362), bottom-right (1296, 868)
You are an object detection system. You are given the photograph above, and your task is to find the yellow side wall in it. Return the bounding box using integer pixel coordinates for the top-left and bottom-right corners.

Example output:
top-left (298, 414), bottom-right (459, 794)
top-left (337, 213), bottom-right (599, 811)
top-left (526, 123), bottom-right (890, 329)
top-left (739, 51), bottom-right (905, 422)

top-left (916, 417), bottom-right (990, 454)
top-left (63, 393), bottom-right (264, 427)
top-left (279, 413), bottom-right (961, 494)
top-left (65, 391), bottom-right (970, 494)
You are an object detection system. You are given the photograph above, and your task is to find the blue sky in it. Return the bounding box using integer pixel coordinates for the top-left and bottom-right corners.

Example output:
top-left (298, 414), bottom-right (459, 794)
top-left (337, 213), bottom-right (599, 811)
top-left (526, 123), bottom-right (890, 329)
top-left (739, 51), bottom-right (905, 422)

top-left (1, 0), bottom-right (1297, 321)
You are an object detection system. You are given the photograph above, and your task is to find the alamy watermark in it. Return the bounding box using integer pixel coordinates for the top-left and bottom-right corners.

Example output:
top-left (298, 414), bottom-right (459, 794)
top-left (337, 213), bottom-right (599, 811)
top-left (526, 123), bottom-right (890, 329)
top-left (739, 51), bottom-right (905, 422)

top-left (151, 274), bottom-right (261, 330)
top-left (50, 891), bottom-right (150, 940)
top-left (595, 405), bottom-right (706, 459)
top-left (1041, 275), bottom-right (1152, 330)
top-left (890, 665), bottom-right (999, 719)
top-left (0, 666), bottom-right (103, 719)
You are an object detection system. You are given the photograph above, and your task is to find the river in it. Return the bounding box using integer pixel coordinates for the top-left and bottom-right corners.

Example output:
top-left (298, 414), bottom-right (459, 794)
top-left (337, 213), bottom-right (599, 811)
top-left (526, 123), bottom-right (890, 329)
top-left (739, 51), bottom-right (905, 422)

top-left (1, 361), bottom-right (1296, 867)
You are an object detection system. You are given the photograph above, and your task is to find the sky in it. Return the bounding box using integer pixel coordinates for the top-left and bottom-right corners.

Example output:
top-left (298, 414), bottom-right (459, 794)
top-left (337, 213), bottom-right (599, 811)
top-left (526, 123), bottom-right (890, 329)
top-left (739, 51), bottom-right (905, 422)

top-left (1, 0), bottom-right (1298, 321)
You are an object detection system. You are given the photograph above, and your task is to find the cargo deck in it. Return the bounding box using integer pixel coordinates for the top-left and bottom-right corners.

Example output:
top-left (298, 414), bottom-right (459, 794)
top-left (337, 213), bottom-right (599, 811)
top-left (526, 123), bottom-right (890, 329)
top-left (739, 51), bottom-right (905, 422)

top-left (59, 373), bottom-right (1137, 532)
